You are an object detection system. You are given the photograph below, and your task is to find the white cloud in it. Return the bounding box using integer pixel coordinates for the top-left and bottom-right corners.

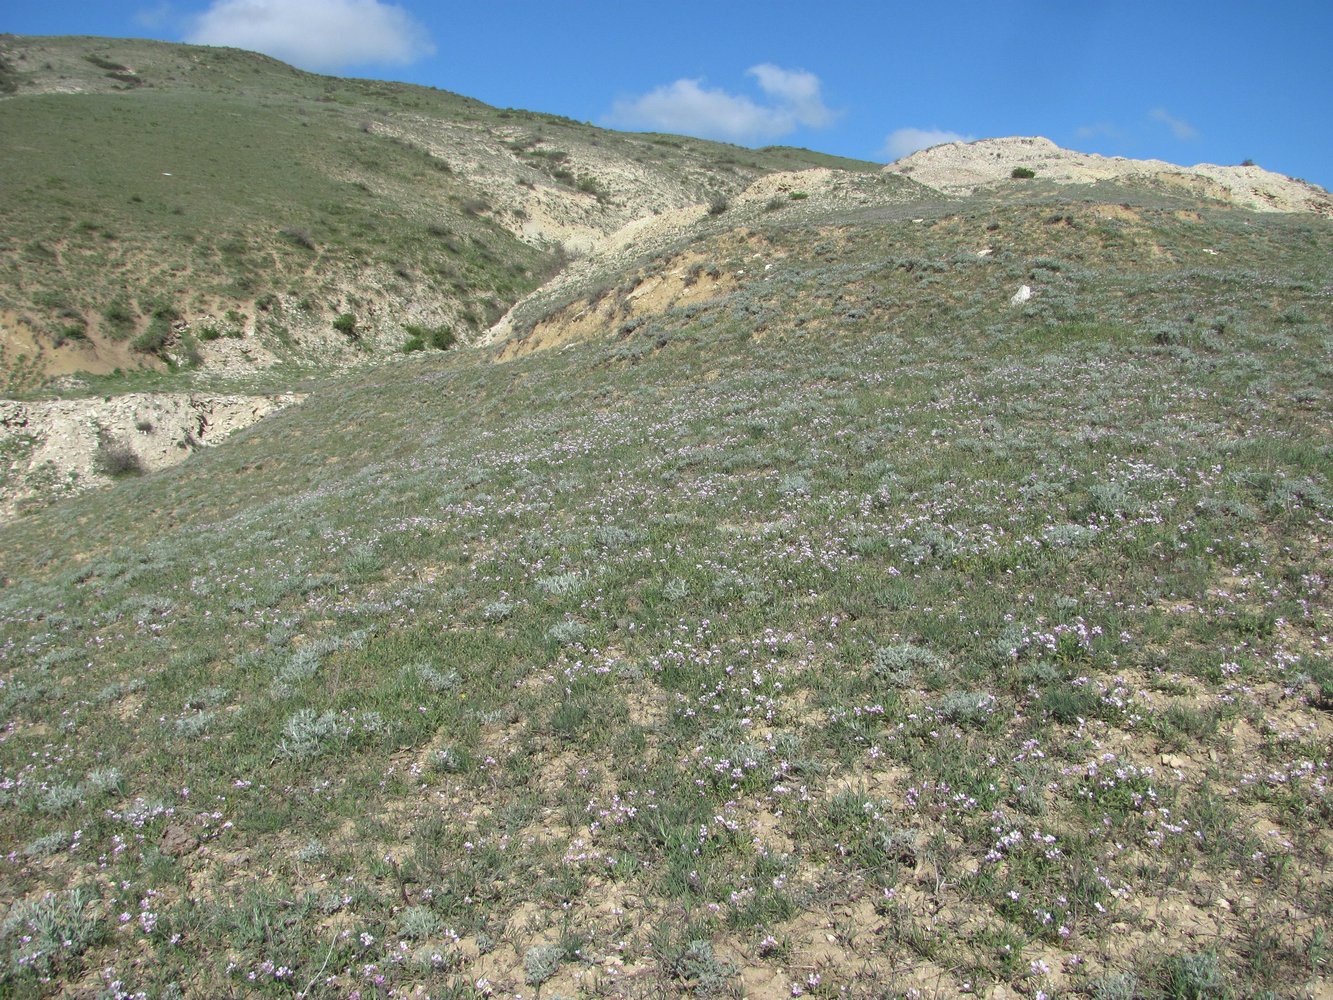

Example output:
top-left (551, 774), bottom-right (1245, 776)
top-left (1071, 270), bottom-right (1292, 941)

top-left (746, 64), bottom-right (837, 128)
top-left (881, 127), bottom-right (971, 161)
top-left (185, 0), bottom-right (434, 72)
top-left (1149, 108), bottom-right (1200, 141)
top-left (604, 64), bottom-right (836, 144)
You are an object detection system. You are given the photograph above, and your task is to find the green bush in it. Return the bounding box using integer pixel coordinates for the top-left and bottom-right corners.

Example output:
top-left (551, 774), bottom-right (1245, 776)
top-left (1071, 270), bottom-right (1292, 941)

top-left (333, 313), bottom-right (359, 340)
top-left (1011, 166), bottom-right (1036, 179)
top-left (132, 316), bottom-right (173, 356)
top-left (55, 323), bottom-right (88, 346)
top-left (402, 323), bottom-right (455, 352)
top-left (102, 300), bottom-right (136, 339)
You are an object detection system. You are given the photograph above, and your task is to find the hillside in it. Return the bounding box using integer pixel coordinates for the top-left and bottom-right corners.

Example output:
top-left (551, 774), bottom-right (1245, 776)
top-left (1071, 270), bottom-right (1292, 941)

top-left (887, 136), bottom-right (1333, 216)
top-left (0, 34), bottom-right (877, 392)
top-left (1, 35), bottom-right (1332, 1000)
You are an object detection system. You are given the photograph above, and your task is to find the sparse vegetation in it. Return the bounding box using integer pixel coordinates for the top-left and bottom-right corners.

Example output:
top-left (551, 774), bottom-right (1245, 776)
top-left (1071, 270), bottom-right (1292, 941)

top-left (0, 29), bottom-right (1329, 1000)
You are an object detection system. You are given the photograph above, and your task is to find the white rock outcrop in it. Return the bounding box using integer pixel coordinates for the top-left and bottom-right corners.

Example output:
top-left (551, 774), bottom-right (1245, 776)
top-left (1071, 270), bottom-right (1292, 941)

top-left (886, 136), bottom-right (1332, 216)
top-left (0, 391), bottom-right (301, 519)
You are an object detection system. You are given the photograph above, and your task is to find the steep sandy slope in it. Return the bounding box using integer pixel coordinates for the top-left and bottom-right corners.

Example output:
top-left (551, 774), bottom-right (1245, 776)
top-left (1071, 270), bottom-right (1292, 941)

top-left (483, 168), bottom-right (927, 348)
top-left (887, 136), bottom-right (1333, 216)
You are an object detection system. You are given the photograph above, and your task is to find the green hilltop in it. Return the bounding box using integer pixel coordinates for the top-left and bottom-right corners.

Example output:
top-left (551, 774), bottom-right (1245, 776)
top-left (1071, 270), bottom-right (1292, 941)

top-left (0, 34), bottom-right (1331, 1000)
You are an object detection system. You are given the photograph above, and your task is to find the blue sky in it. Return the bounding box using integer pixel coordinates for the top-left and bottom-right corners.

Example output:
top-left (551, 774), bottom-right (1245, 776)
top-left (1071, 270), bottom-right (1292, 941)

top-left (8, 1), bottom-right (1332, 187)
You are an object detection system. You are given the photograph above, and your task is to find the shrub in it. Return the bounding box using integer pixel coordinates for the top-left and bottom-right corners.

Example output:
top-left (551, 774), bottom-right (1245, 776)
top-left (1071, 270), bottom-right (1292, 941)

top-left (173, 711), bottom-right (216, 737)
top-left (873, 642), bottom-right (942, 687)
top-left (430, 746), bottom-right (466, 773)
top-left (131, 315), bottom-right (173, 356)
top-left (547, 619), bottom-right (588, 645)
top-left (1158, 951), bottom-right (1223, 1000)
top-left (279, 226), bottom-right (316, 250)
top-left (706, 195), bottom-right (729, 216)
top-left (537, 571), bottom-right (584, 596)
top-left (23, 831), bottom-right (68, 858)
top-left (402, 323), bottom-right (455, 352)
top-left (54, 323), bottom-right (87, 346)
top-left (934, 690), bottom-right (997, 727)
top-left (83, 53), bottom-right (129, 72)
top-left (666, 939), bottom-right (735, 995)
top-left (1011, 166), bottom-right (1036, 179)
top-left (278, 709), bottom-right (340, 759)
top-left (482, 600), bottom-right (515, 620)
top-left (398, 905), bottom-right (443, 940)
top-left (1091, 972), bottom-right (1138, 1000)
top-left (102, 300), bottom-right (136, 338)
top-left (524, 943), bottom-right (565, 985)
top-left (332, 313), bottom-right (359, 340)
top-left (84, 768), bottom-right (122, 796)
top-left (410, 661), bottom-right (459, 693)
top-left (1043, 523), bottom-right (1099, 549)
top-left (39, 783), bottom-right (83, 814)
top-left (94, 430), bottom-right (144, 478)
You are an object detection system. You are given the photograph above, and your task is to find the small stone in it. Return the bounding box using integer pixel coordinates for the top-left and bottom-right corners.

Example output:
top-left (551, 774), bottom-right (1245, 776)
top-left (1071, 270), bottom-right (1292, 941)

top-left (1009, 284), bottom-right (1032, 305)
top-left (160, 824), bottom-right (198, 857)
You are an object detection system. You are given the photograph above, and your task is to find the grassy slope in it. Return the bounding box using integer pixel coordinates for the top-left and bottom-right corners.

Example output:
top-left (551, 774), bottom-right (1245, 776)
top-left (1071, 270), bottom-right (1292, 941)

top-left (0, 182), bottom-right (1329, 997)
top-left (0, 39), bottom-right (530, 383)
top-left (0, 36), bottom-right (880, 394)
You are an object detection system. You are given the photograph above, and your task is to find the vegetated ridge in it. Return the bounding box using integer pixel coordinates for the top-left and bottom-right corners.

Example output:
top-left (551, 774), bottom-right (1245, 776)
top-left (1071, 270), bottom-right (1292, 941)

top-left (0, 34), bottom-right (875, 390)
top-left (0, 33), bottom-right (1331, 1000)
